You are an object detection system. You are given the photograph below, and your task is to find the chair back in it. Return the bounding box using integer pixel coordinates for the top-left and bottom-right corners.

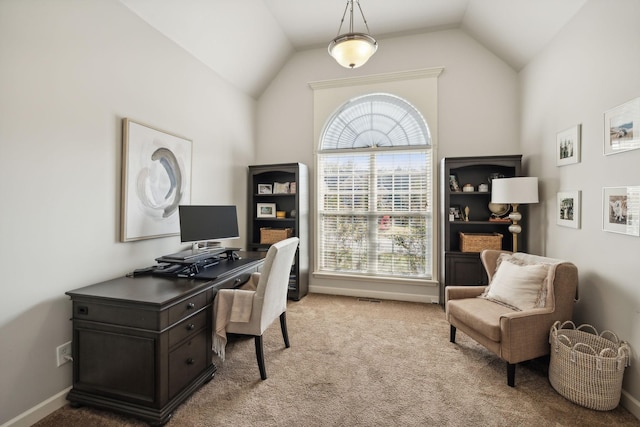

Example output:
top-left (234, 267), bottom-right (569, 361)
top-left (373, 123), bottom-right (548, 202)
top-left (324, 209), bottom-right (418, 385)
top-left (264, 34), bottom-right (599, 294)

top-left (254, 237), bottom-right (299, 333)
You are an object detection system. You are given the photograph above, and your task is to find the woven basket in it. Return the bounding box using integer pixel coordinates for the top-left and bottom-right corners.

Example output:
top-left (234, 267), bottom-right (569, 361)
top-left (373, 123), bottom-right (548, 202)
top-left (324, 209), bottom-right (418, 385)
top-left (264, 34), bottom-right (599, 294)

top-left (260, 227), bottom-right (293, 244)
top-left (459, 232), bottom-right (502, 252)
top-left (549, 321), bottom-right (631, 411)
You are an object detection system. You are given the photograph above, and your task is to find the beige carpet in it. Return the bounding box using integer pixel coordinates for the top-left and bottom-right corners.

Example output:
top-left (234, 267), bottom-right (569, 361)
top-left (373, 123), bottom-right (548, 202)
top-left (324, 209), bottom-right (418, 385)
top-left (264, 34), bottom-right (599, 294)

top-left (35, 293), bottom-right (639, 426)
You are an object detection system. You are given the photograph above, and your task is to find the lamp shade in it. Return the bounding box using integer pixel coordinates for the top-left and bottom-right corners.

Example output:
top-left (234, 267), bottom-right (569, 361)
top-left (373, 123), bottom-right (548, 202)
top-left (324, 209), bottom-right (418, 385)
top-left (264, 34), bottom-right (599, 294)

top-left (328, 33), bottom-right (377, 69)
top-left (491, 177), bottom-right (539, 204)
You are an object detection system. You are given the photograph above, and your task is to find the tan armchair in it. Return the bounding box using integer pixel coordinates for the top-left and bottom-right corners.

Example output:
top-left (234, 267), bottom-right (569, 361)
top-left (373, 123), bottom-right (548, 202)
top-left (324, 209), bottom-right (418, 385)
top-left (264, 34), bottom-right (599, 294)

top-left (446, 250), bottom-right (578, 387)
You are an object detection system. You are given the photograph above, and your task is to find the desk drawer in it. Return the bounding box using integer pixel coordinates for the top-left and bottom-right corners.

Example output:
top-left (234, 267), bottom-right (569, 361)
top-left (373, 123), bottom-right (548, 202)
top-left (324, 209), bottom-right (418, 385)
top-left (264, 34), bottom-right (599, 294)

top-left (168, 331), bottom-right (208, 398)
top-left (168, 292), bottom-right (207, 325)
top-left (168, 310), bottom-right (207, 348)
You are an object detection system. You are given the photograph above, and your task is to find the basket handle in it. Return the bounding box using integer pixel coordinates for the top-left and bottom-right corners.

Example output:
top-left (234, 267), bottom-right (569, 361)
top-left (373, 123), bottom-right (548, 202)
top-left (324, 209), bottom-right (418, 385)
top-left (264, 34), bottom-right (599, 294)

top-left (570, 342), bottom-right (597, 363)
top-left (600, 329), bottom-right (620, 344)
top-left (575, 323), bottom-right (599, 335)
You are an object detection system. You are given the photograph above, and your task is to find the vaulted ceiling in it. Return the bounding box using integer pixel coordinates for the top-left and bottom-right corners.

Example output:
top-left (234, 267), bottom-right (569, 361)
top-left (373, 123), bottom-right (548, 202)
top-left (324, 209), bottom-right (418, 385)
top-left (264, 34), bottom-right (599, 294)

top-left (120, 0), bottom-right (587, 98)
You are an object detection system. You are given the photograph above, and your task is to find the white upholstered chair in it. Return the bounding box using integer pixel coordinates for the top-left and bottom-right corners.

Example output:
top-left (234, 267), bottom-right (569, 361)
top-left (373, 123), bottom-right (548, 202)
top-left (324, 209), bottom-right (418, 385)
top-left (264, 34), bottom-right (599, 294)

top-left (213, 237), bottom-right (299, 380)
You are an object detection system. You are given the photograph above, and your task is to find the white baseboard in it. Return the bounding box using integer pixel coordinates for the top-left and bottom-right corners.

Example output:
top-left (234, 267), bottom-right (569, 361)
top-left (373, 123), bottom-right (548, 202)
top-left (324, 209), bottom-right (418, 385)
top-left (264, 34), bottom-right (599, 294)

top-left (621, 389), bottom-right (640, 420)
top-left (0, 387), bottom-right (70, 427)
top-left (309, 285), bottom-right (439, 304)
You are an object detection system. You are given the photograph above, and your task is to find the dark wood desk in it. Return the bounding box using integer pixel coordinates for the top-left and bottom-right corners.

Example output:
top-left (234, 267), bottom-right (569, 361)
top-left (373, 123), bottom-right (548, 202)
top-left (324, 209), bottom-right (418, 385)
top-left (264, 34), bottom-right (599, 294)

top-left (65, 253), bottom-right (265, 425)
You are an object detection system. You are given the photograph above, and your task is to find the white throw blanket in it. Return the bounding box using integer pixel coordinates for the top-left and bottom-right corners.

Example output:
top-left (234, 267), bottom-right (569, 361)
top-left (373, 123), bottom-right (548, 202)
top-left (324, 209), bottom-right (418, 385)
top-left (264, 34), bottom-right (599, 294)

top-left (212, 290), bottom-right (254, 361)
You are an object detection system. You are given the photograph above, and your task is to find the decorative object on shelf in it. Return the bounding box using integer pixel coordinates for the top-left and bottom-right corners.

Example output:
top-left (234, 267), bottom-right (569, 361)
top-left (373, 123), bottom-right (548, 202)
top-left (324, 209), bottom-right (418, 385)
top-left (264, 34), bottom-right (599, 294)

top-left (557, 190), bottom-right (581, 229)
top-left (478, 183), bottom-right (489, 192)
top-left (604, 97), bottom-right (640, 155)
top-left (290, 209), bottom-right (296, 218)
top-left (459, 232), bottom-right (503, 253)
top-left (488, 202), bottom-right (510, 221)
top-left (328, 0), bottom-right (377, 69)
top-left (260, 227), bottom-right (293, 244)
top-left (557, 124), bottom-right (582, 166)
top-left (491, 177), bottom-right (539, 252)
top-left (449, 173), bottom-right (461, 192)
top-left (121, 118), bottom-right (192, 242)
top-left (462, 184), bottom-right (474, 192)
top-left (276, 211), bottom-right (286, 218)
top-left (449, 205), bottom-right (461, 221)
top-left (602, 186), bottom-right (640, 236)
top-left (464, 206), bottom-right (470, 222)
top-left (257, 203), bottom-right (276, 218)
top-left (290, 182), bottom-right (296, 194)
top-left (273, 182), bottom-right (290, 194)
top-left (258, 183), bottom-right (272, 194)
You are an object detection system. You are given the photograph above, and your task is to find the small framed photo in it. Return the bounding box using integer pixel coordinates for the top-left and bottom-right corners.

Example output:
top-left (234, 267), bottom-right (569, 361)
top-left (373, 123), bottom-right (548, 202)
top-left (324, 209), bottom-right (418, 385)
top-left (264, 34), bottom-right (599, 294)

top-left (449, 205), bottom-right (461, 221)
top-left (556, 124), bottom-right (581, 166)
top-left (289, 182), bottom-right (296, 194)
top-left (602, 186), bottom-right (640, 236)
top-left (258, 184), bottom-right (272, 194)
top-left (273, 182), bottom-right (290, 194)
top-left (257, 203), bottom-right (276, 218)
top-left (604, 97), bottom-right (640, 155)
top-left (449, 174), bottom-right (461, 192)
top-left (557, 191), bottom-right (581, 229)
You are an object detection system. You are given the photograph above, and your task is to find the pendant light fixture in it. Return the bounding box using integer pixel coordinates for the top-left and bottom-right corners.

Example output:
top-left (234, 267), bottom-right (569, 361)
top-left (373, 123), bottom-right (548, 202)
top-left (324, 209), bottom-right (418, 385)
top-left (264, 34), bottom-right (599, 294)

top-left (328, 0), bottom-right (378, 69)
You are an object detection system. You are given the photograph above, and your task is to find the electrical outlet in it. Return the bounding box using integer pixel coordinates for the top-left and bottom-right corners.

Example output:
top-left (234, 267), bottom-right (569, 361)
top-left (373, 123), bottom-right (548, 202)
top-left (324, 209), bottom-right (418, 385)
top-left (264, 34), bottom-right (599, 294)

top-left (56, 341), bottom-right (72, 367)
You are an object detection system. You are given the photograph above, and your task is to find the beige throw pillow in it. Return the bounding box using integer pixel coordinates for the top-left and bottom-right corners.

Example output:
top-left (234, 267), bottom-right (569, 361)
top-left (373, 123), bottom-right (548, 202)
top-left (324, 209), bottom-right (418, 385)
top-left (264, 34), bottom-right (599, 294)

top-left (484, 260), bottom-right (548, 310)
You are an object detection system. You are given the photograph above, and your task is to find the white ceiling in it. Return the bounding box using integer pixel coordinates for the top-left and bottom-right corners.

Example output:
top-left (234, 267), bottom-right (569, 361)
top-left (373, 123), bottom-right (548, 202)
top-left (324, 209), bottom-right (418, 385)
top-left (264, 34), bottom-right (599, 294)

top-left (120, 0), bottom-right (587, 98)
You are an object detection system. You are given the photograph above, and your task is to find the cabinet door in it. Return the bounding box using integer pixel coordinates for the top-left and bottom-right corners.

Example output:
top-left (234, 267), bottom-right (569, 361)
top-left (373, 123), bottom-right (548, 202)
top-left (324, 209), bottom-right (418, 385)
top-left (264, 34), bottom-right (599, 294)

top-left (445, 254), bottom-right (488, 286)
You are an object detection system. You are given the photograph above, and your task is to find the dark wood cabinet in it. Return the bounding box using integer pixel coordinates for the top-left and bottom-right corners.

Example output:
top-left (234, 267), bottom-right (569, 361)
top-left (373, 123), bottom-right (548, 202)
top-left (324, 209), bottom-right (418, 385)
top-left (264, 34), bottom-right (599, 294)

top-left (439, 155), bottom-right (524, 303)
top-left (65, 256), bottom-right (264, 425)
top-left (247, 163), bottom-right (308, 300)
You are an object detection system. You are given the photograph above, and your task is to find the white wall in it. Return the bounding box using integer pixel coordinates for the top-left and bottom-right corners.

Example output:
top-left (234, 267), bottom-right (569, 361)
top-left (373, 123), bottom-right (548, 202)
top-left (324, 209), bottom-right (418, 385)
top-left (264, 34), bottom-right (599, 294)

top-left (0, 1), bottom-right (256, 424)
top-left (257, 29), bottom-right (520, 301)
top-left (520, 0), bottom-right (640, 416)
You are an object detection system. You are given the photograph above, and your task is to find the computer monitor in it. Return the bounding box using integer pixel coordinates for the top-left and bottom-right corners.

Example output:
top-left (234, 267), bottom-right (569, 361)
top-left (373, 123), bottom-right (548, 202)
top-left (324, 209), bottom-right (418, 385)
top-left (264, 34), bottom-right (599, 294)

top-left (178, 205), bottom-right (240, 245)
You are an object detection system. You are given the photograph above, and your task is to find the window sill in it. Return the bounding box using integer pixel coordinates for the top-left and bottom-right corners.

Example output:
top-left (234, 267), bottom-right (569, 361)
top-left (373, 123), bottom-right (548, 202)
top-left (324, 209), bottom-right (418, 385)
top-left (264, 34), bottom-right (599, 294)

top-left (312, 271), bottom-right (438, 287)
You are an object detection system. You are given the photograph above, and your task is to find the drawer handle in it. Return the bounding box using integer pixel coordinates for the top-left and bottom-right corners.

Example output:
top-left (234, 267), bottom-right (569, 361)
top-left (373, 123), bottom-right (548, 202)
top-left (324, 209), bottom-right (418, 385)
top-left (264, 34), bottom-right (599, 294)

top-left (187, 358), bottom-right (195, 365)
top-left (186, 302), bottom-right (195, 309)
top-left (186, 323), bottom-right (195, 331)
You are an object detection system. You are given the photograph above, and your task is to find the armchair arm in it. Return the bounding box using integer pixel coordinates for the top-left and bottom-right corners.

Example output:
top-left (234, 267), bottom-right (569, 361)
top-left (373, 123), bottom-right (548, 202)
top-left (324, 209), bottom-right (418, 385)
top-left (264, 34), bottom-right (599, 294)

top-left (499, 308), bottom-right (559, 363)
top-left (445, 285), bottom-right (487, 302)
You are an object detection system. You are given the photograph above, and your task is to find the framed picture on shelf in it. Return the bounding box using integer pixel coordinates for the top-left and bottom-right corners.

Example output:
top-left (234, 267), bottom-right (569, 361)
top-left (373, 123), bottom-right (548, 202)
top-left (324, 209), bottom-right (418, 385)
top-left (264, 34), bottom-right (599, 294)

top-left (257, 203), bottom-right (277, 218)
top-left (120, 118), bottom-right (192, 242)
top-left (449, 174), bottom-right (461, 192)
top-left (449, 205), bottom-right (461, 221)
top-left (273, 182), bottom-right (290, 194)
top-left (289, 182), bottom-right (296, 194)
top-left (556, 124), bottom-right (581, 166)
top-left (258, 184), bottom-right (272, 194)
top-left (604, 97), bottom-right (640, 155)
top-left (602, 186), bottom-right (640, 236)
top-left (557, 191), bottom-right (581, 229)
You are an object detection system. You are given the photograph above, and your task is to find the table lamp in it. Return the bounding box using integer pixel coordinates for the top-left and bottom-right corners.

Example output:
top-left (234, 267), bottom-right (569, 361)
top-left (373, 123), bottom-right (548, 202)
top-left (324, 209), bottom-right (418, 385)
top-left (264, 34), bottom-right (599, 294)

top-left (490, 177), bottom-right (539, 253)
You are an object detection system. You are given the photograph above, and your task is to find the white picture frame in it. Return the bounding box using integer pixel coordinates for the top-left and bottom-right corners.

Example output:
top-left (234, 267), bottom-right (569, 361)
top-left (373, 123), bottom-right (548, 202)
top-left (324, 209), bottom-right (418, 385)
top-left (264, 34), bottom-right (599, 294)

top-left (258, 184), bottom-right (272, 194)
top-left (257, 203), bottom-right (276, 218)
top-left (120, 118), bottom-right (192, 242)
top-left (604, 97), bottom-right (640, 155)
top-left (557, 191), bottom-right (581, 229)
top-left (556, 124), bottom-right (581, 166)
top-left (273, 182), bottom-right (290, 194)
top-left (602, 186), bottom-right (640, 236)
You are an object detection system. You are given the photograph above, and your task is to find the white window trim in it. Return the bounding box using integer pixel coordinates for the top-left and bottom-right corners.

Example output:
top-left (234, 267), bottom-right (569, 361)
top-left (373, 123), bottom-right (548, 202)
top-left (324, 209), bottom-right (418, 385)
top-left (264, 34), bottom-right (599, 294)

top-left (310, 68), bottom-right (442, 284)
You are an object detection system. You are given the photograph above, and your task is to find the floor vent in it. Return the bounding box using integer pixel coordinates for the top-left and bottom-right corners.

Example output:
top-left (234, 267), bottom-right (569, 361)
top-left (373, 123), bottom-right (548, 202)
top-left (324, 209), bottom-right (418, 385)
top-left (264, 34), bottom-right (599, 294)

top-left (357, 298), bottom-right (381, 303)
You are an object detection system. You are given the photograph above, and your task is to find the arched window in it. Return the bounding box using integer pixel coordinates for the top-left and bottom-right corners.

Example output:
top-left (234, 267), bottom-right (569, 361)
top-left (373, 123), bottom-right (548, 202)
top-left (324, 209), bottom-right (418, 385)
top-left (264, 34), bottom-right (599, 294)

top-left (317, 93), bottom-right (432, 279)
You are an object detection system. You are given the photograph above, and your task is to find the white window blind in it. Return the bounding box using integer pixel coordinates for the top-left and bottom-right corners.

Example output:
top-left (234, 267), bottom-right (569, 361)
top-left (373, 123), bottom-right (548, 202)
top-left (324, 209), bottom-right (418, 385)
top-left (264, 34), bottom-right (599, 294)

top-left (317, 93), bottom-right (432, 279)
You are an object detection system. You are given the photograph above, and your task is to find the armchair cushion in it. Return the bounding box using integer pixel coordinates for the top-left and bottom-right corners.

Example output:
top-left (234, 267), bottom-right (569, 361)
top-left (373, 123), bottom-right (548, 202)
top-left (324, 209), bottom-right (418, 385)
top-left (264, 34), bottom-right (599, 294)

top-left (483, 260), bottom-right (549, 310)
top-left (447, 298), bottom-right (516, 342)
